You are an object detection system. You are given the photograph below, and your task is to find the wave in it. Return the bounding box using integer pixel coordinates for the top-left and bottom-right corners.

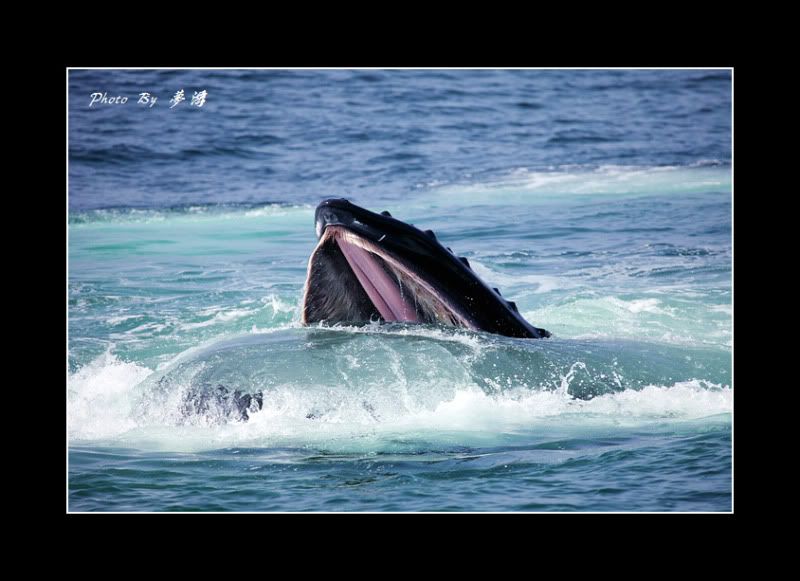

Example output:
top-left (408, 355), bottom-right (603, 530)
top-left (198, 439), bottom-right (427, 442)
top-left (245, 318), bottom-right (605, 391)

top-left (69, 202), bottom-right (312, 225)
top-left (71, 139), bottom-right (285, 166)
top-left (68, 163), bottom-right (731, 225)
top-left (524, 294), bottom-right (732, 348)
top-left (68, 329), bottom-right (731, 452)
top-left (469, 259), bottom-right (569, 294)
top-left (431, 164), bottom-right (731, 204)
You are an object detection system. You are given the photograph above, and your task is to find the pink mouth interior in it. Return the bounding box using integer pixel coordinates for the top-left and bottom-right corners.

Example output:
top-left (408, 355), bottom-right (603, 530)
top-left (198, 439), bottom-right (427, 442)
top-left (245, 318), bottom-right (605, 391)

top-left (336, 233), bottom-right (419, 323)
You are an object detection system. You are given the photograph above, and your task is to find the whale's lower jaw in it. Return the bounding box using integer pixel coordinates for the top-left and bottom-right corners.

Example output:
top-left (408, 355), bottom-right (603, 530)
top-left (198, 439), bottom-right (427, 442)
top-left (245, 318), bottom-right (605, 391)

top-left (302, 226), bottom-right (473, 329)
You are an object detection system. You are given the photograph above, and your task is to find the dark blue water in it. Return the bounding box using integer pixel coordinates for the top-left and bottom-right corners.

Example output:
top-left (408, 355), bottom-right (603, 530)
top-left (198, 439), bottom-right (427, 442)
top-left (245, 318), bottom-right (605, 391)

top-left (69, 69), bottom-right (730, 210)
top-left (68, 69), bottom-right (732, 512)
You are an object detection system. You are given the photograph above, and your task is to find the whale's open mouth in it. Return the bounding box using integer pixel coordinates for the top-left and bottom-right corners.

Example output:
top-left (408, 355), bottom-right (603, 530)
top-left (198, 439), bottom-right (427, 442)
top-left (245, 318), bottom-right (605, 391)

top-left (301, 198), bottom-right (550, 338)
top-left (302, 226), bottom-right (471, 328)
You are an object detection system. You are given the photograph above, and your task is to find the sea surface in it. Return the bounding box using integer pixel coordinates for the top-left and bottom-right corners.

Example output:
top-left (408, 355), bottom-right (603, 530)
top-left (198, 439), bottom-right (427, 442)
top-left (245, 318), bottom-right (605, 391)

top-left (68, 69), bottom-right (732, 512)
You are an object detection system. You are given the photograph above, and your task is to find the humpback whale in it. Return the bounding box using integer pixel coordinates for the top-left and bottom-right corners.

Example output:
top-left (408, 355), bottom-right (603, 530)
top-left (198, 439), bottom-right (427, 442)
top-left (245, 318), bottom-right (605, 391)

top-left (174, 199), bottom-right (550, 423)
top-left (302, 198), bottom-right (550, 339)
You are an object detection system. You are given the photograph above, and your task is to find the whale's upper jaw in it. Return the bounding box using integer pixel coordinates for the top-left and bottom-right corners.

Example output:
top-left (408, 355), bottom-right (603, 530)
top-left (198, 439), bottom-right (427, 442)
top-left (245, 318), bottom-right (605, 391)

top-left (314, 198), bottom-right (403, 244)
top-left (302, 198), bottom-right (551, 339)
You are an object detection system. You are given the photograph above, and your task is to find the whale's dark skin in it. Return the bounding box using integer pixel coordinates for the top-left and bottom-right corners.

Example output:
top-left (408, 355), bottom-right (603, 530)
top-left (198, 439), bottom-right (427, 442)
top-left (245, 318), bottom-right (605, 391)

top-left (302, 198), bottom-right (550, 339)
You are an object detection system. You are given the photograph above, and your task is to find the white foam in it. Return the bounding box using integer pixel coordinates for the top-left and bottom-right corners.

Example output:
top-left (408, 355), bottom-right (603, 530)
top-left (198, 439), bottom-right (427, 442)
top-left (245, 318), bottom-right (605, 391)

top-left (391, 380), bottom-right (731, 433)
top-left (106, 314), bottom-right (145, 325)
top-left (261, 294), bottom-right (296, 316)
top-left (308, 321), bottom-right (488, 351)
top-left (469, 259), bottom-right (565, 294)
top-left (613, 297), bottom-right (667, 314)
top-left (68, 344), bottom-right (731, 451)
top-left (174, 296), bottom-right (297, 332)
top-left (70, 204), bottom-right (313, 227)
top-left (243, 204), bottom-right (312, 218)
top-left (520, 295), bottom-right (732, 347)
top-left (168, 379), bottom-right (729, 452)
top-left (250, 322), bottom-right (299, 335)
top-left (126, 321), bottom-right (170, 335)
top-left (68, 351), bottom-right (153, 440)
top-left (434, 164), bottom-right (731, 204)
top-left (178, 307), bottom-right (261, 330)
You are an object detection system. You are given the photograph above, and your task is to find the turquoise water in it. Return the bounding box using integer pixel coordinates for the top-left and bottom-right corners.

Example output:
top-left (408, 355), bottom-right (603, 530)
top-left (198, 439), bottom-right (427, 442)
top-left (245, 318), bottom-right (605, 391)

top-left (68, 70), bottom-right (732, 511)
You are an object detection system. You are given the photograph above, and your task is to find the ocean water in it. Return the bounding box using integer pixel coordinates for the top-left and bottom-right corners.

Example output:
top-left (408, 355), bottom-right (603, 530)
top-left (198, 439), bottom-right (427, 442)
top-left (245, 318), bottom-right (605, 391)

top-left (68, 69), bottom-right (732, 512)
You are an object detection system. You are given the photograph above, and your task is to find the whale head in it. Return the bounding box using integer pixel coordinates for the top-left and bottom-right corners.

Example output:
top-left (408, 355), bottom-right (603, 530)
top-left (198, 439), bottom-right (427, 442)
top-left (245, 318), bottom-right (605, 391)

top-left (301, 198), bottom-right (550, 339)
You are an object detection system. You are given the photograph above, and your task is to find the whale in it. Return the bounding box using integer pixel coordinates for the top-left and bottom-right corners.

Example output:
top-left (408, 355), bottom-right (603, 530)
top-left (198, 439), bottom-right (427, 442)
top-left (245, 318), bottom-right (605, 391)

top-left (173, 198), bottom-right (551, 424)
top-left (302, 198), bottom-right (550, 339)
